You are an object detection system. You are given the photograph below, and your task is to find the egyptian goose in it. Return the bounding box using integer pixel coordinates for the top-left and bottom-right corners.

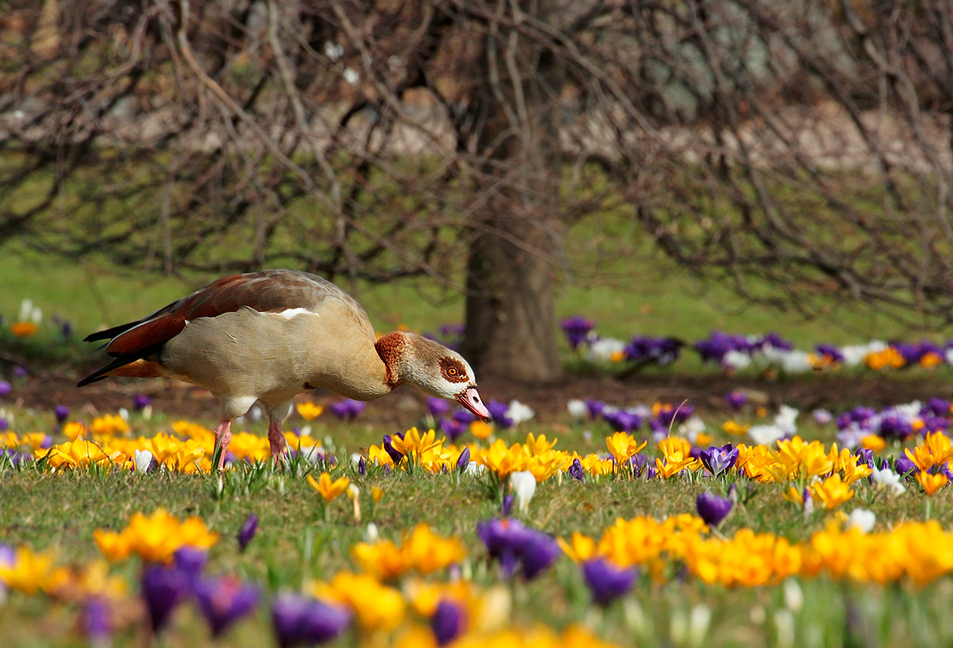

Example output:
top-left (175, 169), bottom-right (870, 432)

top-left (78, 270), bottom-right (490, 467)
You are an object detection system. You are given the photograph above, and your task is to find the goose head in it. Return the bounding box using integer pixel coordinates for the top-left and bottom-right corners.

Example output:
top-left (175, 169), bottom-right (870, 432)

top-left (377, 332), bottom-right (491, 421)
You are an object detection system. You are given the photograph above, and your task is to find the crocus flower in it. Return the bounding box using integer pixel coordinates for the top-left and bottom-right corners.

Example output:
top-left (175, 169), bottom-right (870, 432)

top-left (560, 316), bottom-right (594, 350)
top-left (382, 434), bottom-right (405, 465)
top-left (133, 449), bottom-right (157, 473)
top-left (582, 558), bottom-right (638, 606)
top-left (172, 546), bottom-right (208, 593)
top-left (132, 393), bottom-right (152, 411)
top-left (476, 518), bottom-right (560, 580)
top-left (430, 599), bottom-right (465, 646)
top-left (141, 565), bottom-right (189, 633)
top-left (54, 405), bottom-right (69, 423)
top-left (584, 400), bottom-right (606, 419)
top-left (238, 514), bottom-right (259, 553)
top-left (699, 444), bottom-right (739, 477)
top-left (455, 448), bottom-right (471, 473)
top-left (307, 472), bottom-right (350, 502)
top-left (696, 492), bottom-right (732, 528)
top-left (568, 458), bottom-right (584, 481)
top-left (83, 596), bottom-right (111, 645)
top-left (271, 594), bottom-right (353, 648)
top-left (509, 471), bottom-right (536, 514)
top-left (427, 397), bottom-right (451, 419)
top-left (894, 455), bottom-right (918, 476)
top-left (439, 418), bottom-right (466, 443)
top-left (0, 381), bottom-right (10, 397)
top-left (193, 576), bottom-right (260, 637)
top-left (486, 400), bottom-right (513, 427)
top-left (330, 399), bottom-right (365, 421)
top-left (567, 400), bottom-right (588, 419)
top-left (725, 391), bottom-right (747, 411)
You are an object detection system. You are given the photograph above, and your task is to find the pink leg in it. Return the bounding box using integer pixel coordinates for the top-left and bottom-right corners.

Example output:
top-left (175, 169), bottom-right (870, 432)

top-left (213, 419), bottom-right (233, 470)
top-left (268, 418), bottom-right (286, 461)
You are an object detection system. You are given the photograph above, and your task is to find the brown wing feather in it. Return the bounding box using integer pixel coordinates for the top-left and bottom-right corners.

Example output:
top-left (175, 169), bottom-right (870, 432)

top-left (78, 270), bottom-right (370, 387)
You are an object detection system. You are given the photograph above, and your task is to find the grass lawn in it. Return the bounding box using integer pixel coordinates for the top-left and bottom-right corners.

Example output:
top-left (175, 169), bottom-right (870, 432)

top-left (2, 392), bottom-right (953, 647)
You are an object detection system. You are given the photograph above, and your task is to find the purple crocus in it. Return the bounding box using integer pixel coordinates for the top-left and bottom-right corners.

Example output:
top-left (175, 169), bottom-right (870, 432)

top-left (440, 418), bottom-right (466, 443)
top-left (894, 455), bottom-right (918, 476)
top-left (382, 434), bottom-right (405, 466)
top-left (486, 400), bottom-right (513, 428)
top-left (132, 393), bottom-right (152, 411)
top-left (456, 447), bottom-right (471, 473)
top-left (0, 381), bottom-right (10, 397)
top-left (922, 398), bottom-right (951, 419)
top-left (453, 408), bottom-right (476, 425)
top-left (330, 399), bottom-right (365, 421)
top-left (238, 514), bottom-right (259, 553)
top-left (656, 403), bottom-right (694, 427)
top-left (699, 444), bottom-right (739, 477)
top-left (83, 596), bottom-right (112, 645)
top-left (624, 336), bottom-right (682, 365)
top-left (427, 397), bottom-right (451, 419)
top-left (476, 518), bottom-right (560, 580)
top-left (725, 391), bottom-right (747, 411)
top-left (696, 492), bottom-right (733, 528)
top-left (13, 365), bottom-right (28, 379)
top-left (54, 405), bottom-right (70, 424)
top-left (815, 344), bottom-right (845, 363)
top-left (584, 400), bottom-right (606, 419)
top-left (581, 558), bottom-right (638, 606)
top-left (568, 458), bottom-right (584, 481)
top-left (603, 409), bottom-right (642, 433)
top-left (141, 565), bottom-right (189, 633)
top-left (193, 576), bottom-right (260, 637)
top-left (430, 599), bottom-right (466, 646)
top-left (0, 417), bottom-right (8, 432)
top-left (560, 315), bottom-right (594, 350)
top-left (271, 594), bottom-right (352, 648)
top-left (172, 546), bottom-right (208, 593)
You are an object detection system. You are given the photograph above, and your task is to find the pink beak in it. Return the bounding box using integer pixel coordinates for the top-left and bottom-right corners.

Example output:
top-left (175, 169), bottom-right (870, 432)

top-left (456, 386), bottom-right (491, 421)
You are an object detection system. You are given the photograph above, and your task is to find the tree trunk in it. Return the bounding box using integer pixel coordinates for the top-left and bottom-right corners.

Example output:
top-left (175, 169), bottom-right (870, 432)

top-left (462, 3), bottom-right (564, 384)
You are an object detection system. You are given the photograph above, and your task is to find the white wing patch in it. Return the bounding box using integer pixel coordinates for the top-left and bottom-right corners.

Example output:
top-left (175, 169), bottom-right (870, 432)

top-left (275, 308), bottom-right (319, 320)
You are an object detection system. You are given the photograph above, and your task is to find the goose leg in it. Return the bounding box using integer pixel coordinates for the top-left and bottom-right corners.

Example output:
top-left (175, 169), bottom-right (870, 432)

top-left (213, 418), bottom-right (233, 470)
top-left (268, 418), bottom-right (286, 461)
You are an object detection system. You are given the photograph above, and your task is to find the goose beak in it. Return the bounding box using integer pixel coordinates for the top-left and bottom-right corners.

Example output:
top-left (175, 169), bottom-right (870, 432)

top-left (456, 386), bottom-right (490, 421)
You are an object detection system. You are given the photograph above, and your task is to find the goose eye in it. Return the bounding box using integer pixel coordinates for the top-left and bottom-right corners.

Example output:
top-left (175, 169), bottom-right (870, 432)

top-left (448, 367), bottom-right (457, 376)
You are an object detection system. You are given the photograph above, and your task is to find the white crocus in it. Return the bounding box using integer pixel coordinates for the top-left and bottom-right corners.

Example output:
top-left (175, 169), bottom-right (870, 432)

top-left (722, 350), bottom-right (751, 371)
top-left (133, 449), bottom-right (155, 473)
top-left (586, 337), bottom-right (626, 362)
top-left (775, 405), bottom-right (799, 435)
top-left (506, 400), bottom-right (535, 426)
top-left (871, 465), bottom-right (907, 495)
top-left (847, 508), bottom-right (876, 533)
top-left (748, 424), bottom-right (785, 446)
top-left (567, 399), bottom-right (588, 419)
top-left (509, 471), bottom-right (537, 513)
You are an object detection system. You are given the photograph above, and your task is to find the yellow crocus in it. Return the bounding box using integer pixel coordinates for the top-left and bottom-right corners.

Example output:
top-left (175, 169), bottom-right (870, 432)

top-left (295, 401), bottom-right (324, 421)
top-left (916, 471), bottom-right (948, 496)
top-left (308, 472), bottom-right (350, 502)
top-left (469, 421), bottom-right (493, 440)
top-left (557, 532), bottom-right (598, 563)
top-left (809, 475), bottom-right (854, 510)
top-left (315, 571), bottom-right (406, 631)
top-left (0, 546), bottom-right (68, 595)
top-left (722, 420), bottom-right (751, 435)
